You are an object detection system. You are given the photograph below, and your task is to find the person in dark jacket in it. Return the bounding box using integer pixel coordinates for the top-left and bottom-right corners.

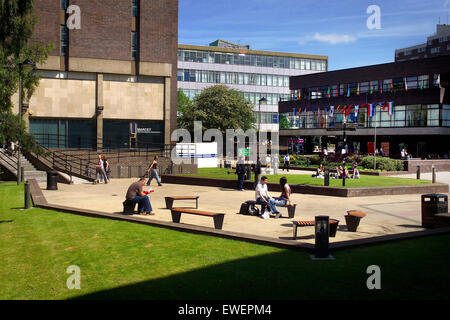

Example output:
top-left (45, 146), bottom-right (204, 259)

top-left (236, 156), bottom-right (246, 191)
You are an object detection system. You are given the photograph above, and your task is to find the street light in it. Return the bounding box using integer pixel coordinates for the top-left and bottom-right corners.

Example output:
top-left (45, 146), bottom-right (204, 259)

top-left (16, 59), bottom-right (36, 185)
top-left (254, 97), bottom-right (267, 186)
top-left (342, 117), bottom-right (347, 187)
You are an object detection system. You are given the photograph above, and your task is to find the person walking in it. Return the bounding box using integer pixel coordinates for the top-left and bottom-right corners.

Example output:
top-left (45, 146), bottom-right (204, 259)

top-left (95, 155), bottom-right (108, 184)
top-left (236, 156), bottom-right (246, 191)
top-left (146, 155), bottom-right (162, 186)
top-left (283, 153), bottom-right (290, 172)
top-left (101, 155), bottom-right (110, 182)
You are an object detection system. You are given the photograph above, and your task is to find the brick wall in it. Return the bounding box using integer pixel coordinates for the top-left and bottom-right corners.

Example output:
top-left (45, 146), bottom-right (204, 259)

top-left (33, 0), bottom-right (60, 56)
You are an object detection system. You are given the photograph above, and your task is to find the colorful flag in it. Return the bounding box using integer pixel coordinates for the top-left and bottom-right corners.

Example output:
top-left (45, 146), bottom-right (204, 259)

top-left (336, 105), bottom-right (341, 112)
top-left (387, 102), bottom-right (394, 116)
top-left (345, 105), bottom-right (352, 117)
top-left (298, 90), bottom-right (301, 100)
top-left (382, 103), bottom-right (386, 111)
top-left (404, 78), bottom-right (408, 91)
top-left (357, 83), bottom-right (360, 95)
top-left (327, 87), bottom-right (331, 98)
top-left (303, 107), bottom-right (307, 113)
top-left (355, 105), bottom-right (359, 117)
top-left (318, 107), bottom-right (321, 116)
top-left (390, 79), bottom-right (393, 91)
top-left (380, 81), bottom-right (383, 94)
top-left (347, 86), bottom-right (350, 97)
top-left (437, 74), bottom-right (441, 88)
top-left (368, 104), bottom-right (375, 117)
top-left (341, 105), bottom-right (347, 114)
top-left (329, 106), bottom-right (335, 117)
top-left (293, 108), bottom-right (297, 116)
top-left (370, 82), bottom-right (373, 94)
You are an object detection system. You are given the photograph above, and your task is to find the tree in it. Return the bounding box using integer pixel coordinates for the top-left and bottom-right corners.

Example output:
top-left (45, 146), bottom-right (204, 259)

top-left (177, 85), bottom-right (256, 134)
top-left (279, 115), bottom-right (290, 130)
top-left (0, 0), bottom-right (53, 152)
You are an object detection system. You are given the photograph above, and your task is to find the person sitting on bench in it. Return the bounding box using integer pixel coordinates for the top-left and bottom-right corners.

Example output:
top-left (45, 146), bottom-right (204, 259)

top-left (255, 176), bottom-right (281, 219)
top-left (270, 177), bottom-right (293, 208)
top-left (125, 177), bottom-right (155, 216)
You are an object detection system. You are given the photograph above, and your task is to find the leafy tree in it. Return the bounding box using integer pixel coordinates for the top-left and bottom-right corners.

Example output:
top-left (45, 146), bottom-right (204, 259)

top-left (177, 85), bottom-right (256, 134)
top-left (0, 0), bottom-right (53, 152)
top-left (279, 115), bottom-right (290, 130)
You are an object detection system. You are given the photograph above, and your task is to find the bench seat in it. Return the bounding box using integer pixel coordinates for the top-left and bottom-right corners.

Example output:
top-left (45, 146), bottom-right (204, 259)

top-left (170, 208), bottom-right (225, 230)
top-left (293, 219), bottom-right (339, 239)
top-left (246, 200), bottom-right (296, 218)
top-left (165, 196), bottom-right (199, 210)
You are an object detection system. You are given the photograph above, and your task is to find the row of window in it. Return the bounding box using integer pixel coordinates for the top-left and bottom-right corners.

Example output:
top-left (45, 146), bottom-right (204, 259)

top-left (281, 104), bottom-right (450, 129)
top-left (180, 88), bottom-right (289, 106)
top-left (291, 75), bottom-right (437, 100)
top-left (178, 69), bottom-right (290, 87)
top-left (178, 49), bottom-right (327, 71)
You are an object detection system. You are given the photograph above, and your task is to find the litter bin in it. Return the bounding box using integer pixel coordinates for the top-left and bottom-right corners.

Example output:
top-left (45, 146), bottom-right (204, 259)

top-left (46, 171), bottom-right (58, 190)
top-left (421, 194), bottom-right (448, 228)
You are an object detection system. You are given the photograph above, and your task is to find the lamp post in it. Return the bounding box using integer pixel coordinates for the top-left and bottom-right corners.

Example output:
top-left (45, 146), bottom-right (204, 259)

top-left (254, 97), bottom-right (267, 186)
top-left (342, 117), bottom-right (347, 187)
top-left (16, 59), bottom-right (36, 185)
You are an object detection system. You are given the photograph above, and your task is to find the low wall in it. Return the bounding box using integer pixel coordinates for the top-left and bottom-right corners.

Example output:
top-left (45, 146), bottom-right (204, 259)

top-left (405, 160), bottom-right (450, 173)
top-left (288, 166), bottom-right (406, 176)
top-left (110, 163), bottom-right (197, 179)
top-left (161, 175), bottom-right (449, 198)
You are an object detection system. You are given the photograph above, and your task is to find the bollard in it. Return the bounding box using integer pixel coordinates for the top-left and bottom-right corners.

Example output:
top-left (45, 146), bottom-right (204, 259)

top-left (20, 167), bottom-right (25, 182)
top-left (314, 216), bottom-right (330, 259)
top-left (432, 167), bottom-right (436, 184)
top-left (417, 166), bottom-right (421, 180)
top-left (324, 169), bottom-right (330, 186)
top-left (24, 181), bottom-right (31, 209)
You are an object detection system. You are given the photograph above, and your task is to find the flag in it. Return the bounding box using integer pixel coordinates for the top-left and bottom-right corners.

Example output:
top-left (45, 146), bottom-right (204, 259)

top-left (387, 102), bottom-right (394, 116)
top-left (318, 107), bottom-right (321, 116)
top-left (311, 108), bottom-right (316, 112)
top-left (345, 105), bottom-right (352, 117)
top-left (355, 105), bottom-right (359, 117)
top-left (382, 103), bottom-right (386, 111)
top-left (370, 82), bottom-right (373, 94)
top-left (357, 83), bottom-right (360, 95)
top-left (380, 81), bottom-right (383, 94)
top-left (336, 105), bottom-right (341, 112)
top-left (368, 104), bottom-right (375, 117)
top-left (303, 107), bottom-right (307, 113)
top-left (327, 87), bottom-right (331, 98)
top-left (420, 79), bottom-right (424, 90)
top-left (390, 79), bottom-right (393, 91)
top-left (293, 108), bottom-right (297, 116)
top-left (404, 78), bottom-right (408, 91)
top-left (329, 106), bottom-right (335, 117)
top-left (437, 74), bottom-right (441, 88)
top-left (324, 107), bottom-right (328, 114)
top-left (298, 90), bottom-right (301, 100)
top-left (341, 105), bottom-right (347, 114)
top-left (347, 86), bottom-right (350, 97)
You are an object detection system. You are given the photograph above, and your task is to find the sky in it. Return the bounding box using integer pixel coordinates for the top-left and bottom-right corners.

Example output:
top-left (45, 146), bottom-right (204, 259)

top-left (179, 0), bottom-right (450, 70)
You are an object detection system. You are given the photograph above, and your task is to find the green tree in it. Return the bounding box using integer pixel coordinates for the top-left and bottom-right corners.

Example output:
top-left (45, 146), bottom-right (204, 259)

top-left (0, 0), bottom-right (53, 152)
top-left (177, 85), bottom-right (256, 134)
top-left (279, 115), bottom-right (290, 130)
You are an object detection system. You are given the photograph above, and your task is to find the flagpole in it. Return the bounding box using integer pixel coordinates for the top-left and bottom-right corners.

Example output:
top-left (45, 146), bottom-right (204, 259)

top-left (373, 105), bottom-right (377, 170)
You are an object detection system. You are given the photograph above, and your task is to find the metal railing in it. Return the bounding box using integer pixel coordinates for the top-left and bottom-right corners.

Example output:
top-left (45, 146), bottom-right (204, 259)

top-left (0, 148), bottom-right (19, 174)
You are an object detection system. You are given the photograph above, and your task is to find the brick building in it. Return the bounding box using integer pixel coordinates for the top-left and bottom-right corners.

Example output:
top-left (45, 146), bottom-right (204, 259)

top-left (15, 0), bottom-right (178, 150)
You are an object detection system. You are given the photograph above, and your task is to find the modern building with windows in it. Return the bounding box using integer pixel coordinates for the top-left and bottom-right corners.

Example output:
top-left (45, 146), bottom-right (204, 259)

top-left (14, 0), bottom-right (178, 150)
top-left (395, 24), bottom-right (450, 62)
top-left (278, 55), bottom-right (450, 158)
top-left (177, 39), bottom-right (328, 132)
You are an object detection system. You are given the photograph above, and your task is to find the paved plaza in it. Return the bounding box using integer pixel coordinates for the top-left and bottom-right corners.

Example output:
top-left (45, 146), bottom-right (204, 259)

top-left (39, 175), bottom-right (450, 245)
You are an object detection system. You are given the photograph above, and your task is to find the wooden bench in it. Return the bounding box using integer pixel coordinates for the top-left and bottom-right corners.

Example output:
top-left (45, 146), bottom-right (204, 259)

top-left (246, 200), bottom-right (297, 218)
top-left (292, 219), bottom-right (339, 239)
top-left (345, 210), bottom-right (366, 232)
top-left (170, 208), bottom-right (225, 230)
top-left (165, 196), bottom-right (199, 210)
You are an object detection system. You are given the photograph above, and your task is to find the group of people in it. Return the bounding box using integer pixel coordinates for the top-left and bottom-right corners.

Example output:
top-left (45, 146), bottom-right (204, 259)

top-left (95, 155), bottom-right (111, 184)
top-left (312, 163), bottom-right (360, 179)
top-left (255, 176), bottom-right (293, 219)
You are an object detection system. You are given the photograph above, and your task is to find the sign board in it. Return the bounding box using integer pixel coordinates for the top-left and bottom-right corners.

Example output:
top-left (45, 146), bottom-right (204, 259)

top-left (238, 148), bottom-right (250, 157)
top-left (381, 142), bottom-right (390, 157)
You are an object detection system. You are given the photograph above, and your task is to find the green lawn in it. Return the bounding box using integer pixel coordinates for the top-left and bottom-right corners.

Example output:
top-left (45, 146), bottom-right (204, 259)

top-left (1, 182), bottom-right (449, 300)
top-left (179, 168), bottom-right (432, 188)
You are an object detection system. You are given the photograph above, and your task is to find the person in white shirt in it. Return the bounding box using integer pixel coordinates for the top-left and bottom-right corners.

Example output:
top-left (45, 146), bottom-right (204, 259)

top-left (283, 153), bottom-right (290, 172)
top-left (95, 155), bottom-right (108, 184)
top-left (255, 176), bottom-right (280, 218)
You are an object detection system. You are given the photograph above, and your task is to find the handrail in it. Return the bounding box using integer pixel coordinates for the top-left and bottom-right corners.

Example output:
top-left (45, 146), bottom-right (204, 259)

top-left (0, 149), bottom-right (19, 172)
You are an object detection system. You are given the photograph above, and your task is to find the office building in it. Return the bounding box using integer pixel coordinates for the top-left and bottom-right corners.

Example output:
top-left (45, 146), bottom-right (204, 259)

top-left (15, 0), bottom-right (178, 150)
top-left (177, 40), bottom-right (328, 132)
top-left (278, 55), bottom-right (450, 158)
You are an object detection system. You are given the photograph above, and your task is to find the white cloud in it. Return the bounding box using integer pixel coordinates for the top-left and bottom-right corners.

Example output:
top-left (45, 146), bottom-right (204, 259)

top-left (299, 32), bottom-right (357, 45)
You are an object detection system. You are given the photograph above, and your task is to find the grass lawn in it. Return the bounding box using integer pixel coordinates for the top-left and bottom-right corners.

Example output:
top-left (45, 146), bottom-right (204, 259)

top-left (179, 168), bottom-right (432, 188)
top-left (1, 182), bottom-right (449, 300)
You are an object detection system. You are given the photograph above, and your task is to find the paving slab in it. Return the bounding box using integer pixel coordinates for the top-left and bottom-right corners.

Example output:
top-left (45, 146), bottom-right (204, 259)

top-left (39, 178), bottom-right (448, 245)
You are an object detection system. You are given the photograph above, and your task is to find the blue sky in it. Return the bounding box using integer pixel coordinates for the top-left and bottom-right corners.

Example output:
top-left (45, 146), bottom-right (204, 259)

top-left (179, 0), bottom-right (450, 70)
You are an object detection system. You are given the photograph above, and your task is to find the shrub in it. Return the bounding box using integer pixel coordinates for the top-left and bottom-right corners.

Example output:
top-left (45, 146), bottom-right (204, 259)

top-left (359, 156), bottom-right (404, 171)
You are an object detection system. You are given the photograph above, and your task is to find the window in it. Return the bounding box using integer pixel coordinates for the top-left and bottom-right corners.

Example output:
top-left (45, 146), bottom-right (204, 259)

top-left (418, 47), bottom-right (426, 53)
top-left (131, 31), bottom-right (138, 60)
top-left (60, 26), bottom-right (68, 56)
top-left (61, 0), bottom-right (68, 10)
top-left (431, 47), bottom-right (441, 54)
top-left (132, 0), bottom-right (139, 17)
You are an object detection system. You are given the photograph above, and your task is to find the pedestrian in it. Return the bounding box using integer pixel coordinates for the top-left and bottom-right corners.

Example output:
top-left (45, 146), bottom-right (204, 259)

top-left (146, 155), bottom-right (162, 186)
top-left (255, 176), bottom-right (281, 219)
top-left (101, 155), bottom-right (110, 182)
top-left (95, 155), bottom-right (108, 184)
top-left (125, 177), bottom-right (154, 216)
top-left (235, 156), bottom-right (246, 191)
top-left (283, 153), bottom-right (290, 172)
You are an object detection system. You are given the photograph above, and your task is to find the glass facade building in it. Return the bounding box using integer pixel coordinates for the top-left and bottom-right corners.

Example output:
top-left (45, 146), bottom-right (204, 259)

top-left (178, 41), bottom-right (328, 132)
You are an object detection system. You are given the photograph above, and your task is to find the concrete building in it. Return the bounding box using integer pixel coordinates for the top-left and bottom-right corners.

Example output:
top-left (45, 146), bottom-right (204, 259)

top-left (395, 24), bottom-right (450, 62)
top-left (15, 0), bottom-right (178, 150)
top-left (177, 40), bottom-right (328, 132)
top-left (278, 55), bottom-right (450, 158)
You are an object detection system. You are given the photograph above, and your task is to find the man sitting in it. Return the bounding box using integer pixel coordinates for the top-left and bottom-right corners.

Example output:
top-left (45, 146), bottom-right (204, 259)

top-left (125, 177), bottom-right (155, 216)
top-left (255, 176), bottom-right (281, 219)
